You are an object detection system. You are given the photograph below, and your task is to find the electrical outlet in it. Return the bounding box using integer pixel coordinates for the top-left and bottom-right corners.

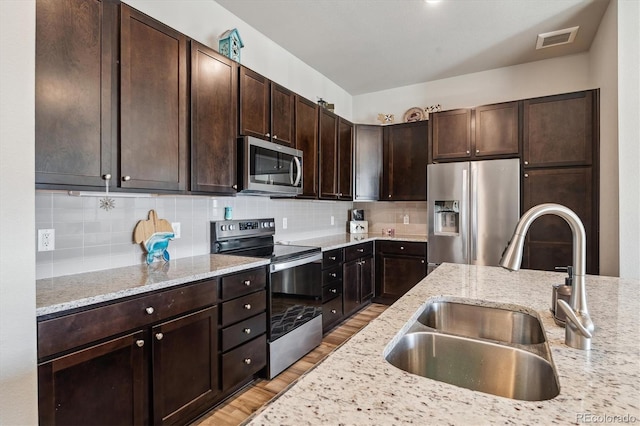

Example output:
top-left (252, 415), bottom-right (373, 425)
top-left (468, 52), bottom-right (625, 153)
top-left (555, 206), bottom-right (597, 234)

top-left (38, 229), bottom-right (55, 252)
top-left (403, 214), bottom-right (410, 225)
top-left (171, 222), bottom-right (181, 239)
top-left (331, 216), bottom-right (335, 225)
top-left (283, 217), bottom-right (288, 229)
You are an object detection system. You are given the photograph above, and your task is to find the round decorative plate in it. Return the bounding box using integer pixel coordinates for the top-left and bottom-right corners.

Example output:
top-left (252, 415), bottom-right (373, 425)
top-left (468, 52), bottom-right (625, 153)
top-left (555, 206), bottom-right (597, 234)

top-left (403, 107), bottom-right (424, 122)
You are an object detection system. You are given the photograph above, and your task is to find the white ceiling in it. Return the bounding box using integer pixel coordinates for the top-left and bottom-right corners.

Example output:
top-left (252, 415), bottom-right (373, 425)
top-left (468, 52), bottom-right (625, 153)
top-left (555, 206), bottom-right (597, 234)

top-left (215, 0), bottom-right (610, 95)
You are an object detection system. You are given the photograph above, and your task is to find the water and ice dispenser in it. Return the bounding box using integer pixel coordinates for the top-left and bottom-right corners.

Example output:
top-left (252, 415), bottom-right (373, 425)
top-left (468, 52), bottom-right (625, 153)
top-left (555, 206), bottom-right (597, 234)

top-left (434, 201), bottom-right (460, 235)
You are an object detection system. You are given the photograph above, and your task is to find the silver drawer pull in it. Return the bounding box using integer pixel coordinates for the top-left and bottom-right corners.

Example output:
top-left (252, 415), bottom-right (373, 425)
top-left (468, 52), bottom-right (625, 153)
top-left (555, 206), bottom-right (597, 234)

top-left (244, 280), bottom-right (251, 286)
top-left (400, 246), bottom-right (405, 250)
top-left (330, 288), bottom-right (337, 294)
top-left (330, 309), bottom-right (337, 314)
top-left (145, 307), bottom-right (155, 315)
top-left (155, 333), bottom-right (164, 341)
top-left (329, 256), bottom-right (336, 261)
top-left (244, 303), bottom-right (252, 310)
top-left (357, 248), bottom-right (364, 252)
top-left (243, 328), bottom-right (251, 334)
top-left (136, 340), bottom-right (145, 348)
top-left (330, 273), bottom-right (337, 278)
top-left (244, 358), bottom-right (252, 365)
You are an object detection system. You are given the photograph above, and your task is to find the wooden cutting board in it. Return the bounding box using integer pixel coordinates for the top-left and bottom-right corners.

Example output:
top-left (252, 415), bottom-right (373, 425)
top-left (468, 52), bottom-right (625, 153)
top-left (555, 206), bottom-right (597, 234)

top-left (133, 210), bottom-right (174, 244)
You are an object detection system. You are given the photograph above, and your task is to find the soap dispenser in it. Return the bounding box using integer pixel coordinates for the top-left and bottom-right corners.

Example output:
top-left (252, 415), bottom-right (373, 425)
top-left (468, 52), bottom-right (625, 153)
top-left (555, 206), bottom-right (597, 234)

top-left (552, 266), bottom-right (573, 326)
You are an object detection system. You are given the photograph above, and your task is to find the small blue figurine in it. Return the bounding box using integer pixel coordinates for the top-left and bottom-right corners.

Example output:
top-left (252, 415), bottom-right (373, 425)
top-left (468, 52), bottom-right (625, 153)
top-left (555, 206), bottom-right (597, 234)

top-left (133, 210), bottom-right (176, 265)
top-left (144, 231), bottom-right (175, 264)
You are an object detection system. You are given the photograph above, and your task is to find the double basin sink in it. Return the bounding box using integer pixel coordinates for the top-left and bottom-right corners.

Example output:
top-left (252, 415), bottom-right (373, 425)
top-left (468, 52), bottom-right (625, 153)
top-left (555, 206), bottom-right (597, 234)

top-left (385, 298), bottom-right (560, 401)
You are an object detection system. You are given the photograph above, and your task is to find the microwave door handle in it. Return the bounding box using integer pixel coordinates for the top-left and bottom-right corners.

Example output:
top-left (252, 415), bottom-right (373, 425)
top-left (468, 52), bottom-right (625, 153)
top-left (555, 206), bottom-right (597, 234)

top-left (292, 156), bottom-right (302, 187)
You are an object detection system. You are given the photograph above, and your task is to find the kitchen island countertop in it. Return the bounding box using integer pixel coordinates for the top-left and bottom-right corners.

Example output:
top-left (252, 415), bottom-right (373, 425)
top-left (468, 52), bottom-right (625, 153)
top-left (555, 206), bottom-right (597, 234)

top-left (247, 263), bottom-right (640, 425)
top-left (36, 254), bottom-right (270, 317)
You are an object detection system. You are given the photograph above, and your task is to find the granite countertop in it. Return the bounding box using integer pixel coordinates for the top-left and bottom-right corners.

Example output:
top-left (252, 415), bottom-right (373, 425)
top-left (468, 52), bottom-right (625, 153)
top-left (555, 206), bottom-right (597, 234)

top-left (282, 233), bottom-right (428, 252)
top-left (36, 254), bottom-right (270, 317)
top-left (247, 263), bottom-right (640, 425)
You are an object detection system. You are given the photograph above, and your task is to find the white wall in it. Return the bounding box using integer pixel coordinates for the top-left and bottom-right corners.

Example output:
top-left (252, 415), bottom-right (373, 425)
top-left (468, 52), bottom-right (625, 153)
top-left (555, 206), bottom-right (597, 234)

top-left (0, 1), bottom-right (38, 424)
top-left (352, 54), bottom-right (592, 124)
top-left (617, 0), bottom-right (640, 279)
top-left (124, 0), bottom-right (353, 120)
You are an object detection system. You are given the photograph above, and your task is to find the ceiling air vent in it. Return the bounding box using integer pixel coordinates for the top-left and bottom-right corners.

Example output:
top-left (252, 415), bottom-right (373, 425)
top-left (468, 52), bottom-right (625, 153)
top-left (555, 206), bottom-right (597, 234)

top-left (536, 26), bottom-right (579, 49)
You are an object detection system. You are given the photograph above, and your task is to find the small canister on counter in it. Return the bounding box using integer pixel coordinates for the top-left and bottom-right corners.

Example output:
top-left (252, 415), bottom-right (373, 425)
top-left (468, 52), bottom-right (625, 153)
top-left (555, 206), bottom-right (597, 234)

top-left (224, 206), bottom-right (232, 220)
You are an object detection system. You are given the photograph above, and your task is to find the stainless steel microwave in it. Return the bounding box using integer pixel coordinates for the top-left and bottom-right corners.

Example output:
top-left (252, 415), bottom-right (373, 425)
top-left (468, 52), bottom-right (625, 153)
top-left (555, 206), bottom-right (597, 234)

top-left (237, 136), bottom-right (303, 196)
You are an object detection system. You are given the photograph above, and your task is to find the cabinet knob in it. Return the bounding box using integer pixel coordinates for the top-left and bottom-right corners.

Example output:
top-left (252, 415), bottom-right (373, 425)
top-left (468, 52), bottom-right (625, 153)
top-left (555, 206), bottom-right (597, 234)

top-left (136, 339), bottom-right (145, 348)
top-left (330, 288), bottom-right (337, 294)
top-left (330, 272), bottom-right (337, 278)
top-left (122, 175), bottom-right (131, 181)
top-left (273, 135), bottom-right (278, 140)
top-left (244, 280), bottom-right (251, 286)
top-left (145, 307), bottom-right (155, 315)
top-left (400, 246), bottom-right (405, 250)
top-left (265, 133), bottom-right (270, 138)
top-left (331, 309), bottom-right (337, 314)
top-left (102, 174), bottom-right (111, 180)
top-left (524, 161), bottom-right (529, 165)
top-left (421, 260), bottom-right (425, 264)
top-left (155, 333), bottom-right (164, 341)
top-left (329, 256), bottom-right (336, 261)
top-left (338, 193), bottom-right (342, 197)
top-left (357, 248), bottom-right (364, 252)
top-left (232, 184), bottom-right (238, 190)
top-left (524, 173), bottom-right (529, 178)
top-left (476, 149), bottom-right (480, 153)
top-left (388, 194), bottom-right (392, 198)
top-left (243, 328), bottom-right (251, 334)
top-left (244, 303), bottom-right (252, 310)
top-left (244, 358), bottom-right (252, 365)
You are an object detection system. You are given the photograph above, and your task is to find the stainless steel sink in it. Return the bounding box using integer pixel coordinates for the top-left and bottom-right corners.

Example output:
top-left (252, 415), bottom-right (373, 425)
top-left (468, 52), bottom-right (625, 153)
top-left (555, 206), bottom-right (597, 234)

top-left (386, 332), bottom-right (560, 401)
top-left (416, 300), bottom-right (545, 344)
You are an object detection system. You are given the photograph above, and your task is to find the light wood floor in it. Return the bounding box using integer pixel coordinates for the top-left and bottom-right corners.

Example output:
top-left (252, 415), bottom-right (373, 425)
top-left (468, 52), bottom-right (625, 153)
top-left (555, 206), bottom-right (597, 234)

top-left (193, 303), bottom-right (388, 426)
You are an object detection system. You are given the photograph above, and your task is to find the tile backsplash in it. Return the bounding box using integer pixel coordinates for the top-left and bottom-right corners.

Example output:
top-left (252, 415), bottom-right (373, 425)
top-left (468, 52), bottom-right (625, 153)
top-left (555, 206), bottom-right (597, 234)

top-left (36, 191), bottom-right (353, 279)
top-left (353, 201), bottom-right (428, 236)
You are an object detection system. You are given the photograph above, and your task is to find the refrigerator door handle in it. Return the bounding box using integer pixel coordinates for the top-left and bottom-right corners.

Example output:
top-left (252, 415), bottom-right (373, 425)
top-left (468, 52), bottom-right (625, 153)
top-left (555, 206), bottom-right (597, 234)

top-left (471, 164), bottom-right (478, 261)
top-left (462, 168), bottom-right (469, 264)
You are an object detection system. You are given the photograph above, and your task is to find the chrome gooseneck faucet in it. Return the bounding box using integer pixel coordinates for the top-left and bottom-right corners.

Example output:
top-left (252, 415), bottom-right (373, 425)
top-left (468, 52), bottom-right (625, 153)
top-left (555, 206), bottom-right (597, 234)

top-left (500, 203), bottom-right (594, 350)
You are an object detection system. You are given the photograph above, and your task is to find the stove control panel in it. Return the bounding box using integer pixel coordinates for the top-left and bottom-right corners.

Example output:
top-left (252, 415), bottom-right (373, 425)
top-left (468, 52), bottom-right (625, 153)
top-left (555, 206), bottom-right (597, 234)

top-left (211, 218), bottom-right (276, 244)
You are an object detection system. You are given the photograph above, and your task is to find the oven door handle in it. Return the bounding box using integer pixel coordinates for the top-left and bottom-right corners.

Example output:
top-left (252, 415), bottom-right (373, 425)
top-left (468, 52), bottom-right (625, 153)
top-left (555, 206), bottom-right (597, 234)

top-left (270, 252), bottom-right (322, 273)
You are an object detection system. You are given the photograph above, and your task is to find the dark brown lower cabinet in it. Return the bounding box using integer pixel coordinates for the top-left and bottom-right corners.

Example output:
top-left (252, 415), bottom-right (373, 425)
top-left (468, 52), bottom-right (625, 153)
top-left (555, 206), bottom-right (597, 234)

top-left (38, 331), bottom-right (148, 426)
top-left (343, 243), bottom-right (374, 317)
top-left (152, 307), bottom-right (219, 425)
top-left (375, 241), bottom-right (427, 303)
top-left (522, 167), bottom-right (598, 274)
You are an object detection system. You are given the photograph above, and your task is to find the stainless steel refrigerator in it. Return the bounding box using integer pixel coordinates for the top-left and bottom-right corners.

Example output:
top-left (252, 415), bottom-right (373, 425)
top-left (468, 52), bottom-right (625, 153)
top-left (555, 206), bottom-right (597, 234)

top-left (427, 158), bottom-right (520, 267)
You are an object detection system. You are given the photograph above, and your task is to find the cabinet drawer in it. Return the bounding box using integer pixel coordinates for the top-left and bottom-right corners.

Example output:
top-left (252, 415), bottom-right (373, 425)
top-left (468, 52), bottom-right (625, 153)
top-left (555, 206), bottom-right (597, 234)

top-left (221, 312), bottom-right (267, 352)
top-left (222, 334), bottom-right (267, 390)
top-left (322, 265), bottom-right (342, 285)
top-left (377, 241), bottom-right (426, 257)
top-left (322, 297), bottom-right (343, 331)
top-left (221, 268), bottom-right (267, 300)
top-left (322, 281), bottom-right (342, 303)
top-left (322, 249), bottom-right (343, 268)
top-left (221, 290), bottom-right (266, 327)
top-left (345, 242), bottom-right (373, 262)
top-left (38, 279), bottom-right (217, 359)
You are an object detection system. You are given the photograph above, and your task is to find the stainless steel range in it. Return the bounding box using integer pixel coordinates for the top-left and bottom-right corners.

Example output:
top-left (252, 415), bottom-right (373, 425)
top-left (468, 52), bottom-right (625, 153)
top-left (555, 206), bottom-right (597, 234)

top-left (211, 218), bottom-right (322, 379)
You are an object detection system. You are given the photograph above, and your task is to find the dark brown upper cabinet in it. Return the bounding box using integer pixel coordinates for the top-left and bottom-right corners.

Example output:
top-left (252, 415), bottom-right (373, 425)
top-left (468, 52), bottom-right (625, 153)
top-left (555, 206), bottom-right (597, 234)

top-left (294, 96), bottom-right (319, 198)
top-left (239, 67), bottom-right (294, 146)
top-left (431, 101), bottom-right (520, 162)
top-left (35, 0), bottom-right (118, 189)
top-left (354, 125), bottom-right (383, 201)
top-left (522, 91), bottom-right (594, 168)
top-left (319, 108), bottom-right (353, 200)
top-left (382, 121), bottom-right (428, 201)
top-left (190, 41), bottom-right (238, 195)
top-left (120, 4), bottom-right (188, 192)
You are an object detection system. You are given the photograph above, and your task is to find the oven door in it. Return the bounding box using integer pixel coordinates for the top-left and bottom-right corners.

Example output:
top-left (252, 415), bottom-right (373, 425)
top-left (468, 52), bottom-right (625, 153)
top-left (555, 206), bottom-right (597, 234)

top-left (269, 253), bottom-right (322, 341)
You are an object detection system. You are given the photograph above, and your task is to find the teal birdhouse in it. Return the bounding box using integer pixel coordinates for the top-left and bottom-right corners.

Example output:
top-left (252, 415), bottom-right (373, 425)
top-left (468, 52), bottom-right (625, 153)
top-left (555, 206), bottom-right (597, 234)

top-left (219, 28), bottom-right (244, 63)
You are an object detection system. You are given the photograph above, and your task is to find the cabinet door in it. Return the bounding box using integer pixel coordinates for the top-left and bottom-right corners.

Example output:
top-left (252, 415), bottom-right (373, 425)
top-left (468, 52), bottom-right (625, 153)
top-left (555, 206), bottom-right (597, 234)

top-left (383, 121), bottom-right (428, 201)
top-left (376, 253), bottom-right (426, 302)
top-left (522, 167), bottom-right (597, 274)
top-left (431, 109), bottom-right (472, 161)
top-left (120, 5), bottom-right (188, 191)
top-left (337, 118), bottom-right (354, 200)
top-left (342, 259), bottom-right (360, 317)
top-left (319, 108), bottom-right (338, 199)
top-left (190, 41), bottom-right (237, 194)
top-left (474, 101), bottom-right (520, 157)
top-left (294, 96), bottom-right (319, 198)
top-left (354, 125), bottom-right (383, 201)
top-left (360, 256), bottom-right (374, 302)
top-left (239, 67), bottom-right (270, 140)
top-left (38, 331), bottom-right (148, 426)
top-left (271, 83), bottom-right (295, 146)
top-left (35, 0), bottom-right (117, 188)
top-left (151, 307), bottom-right (219, 425)
top-left (523, 91), bottom-right (594, 167)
